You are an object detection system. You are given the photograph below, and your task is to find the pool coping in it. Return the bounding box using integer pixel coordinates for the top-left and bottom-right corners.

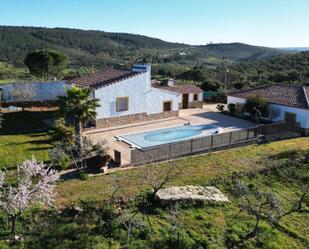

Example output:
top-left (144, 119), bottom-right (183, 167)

top-left (116, 124), bottom-right (219, 150)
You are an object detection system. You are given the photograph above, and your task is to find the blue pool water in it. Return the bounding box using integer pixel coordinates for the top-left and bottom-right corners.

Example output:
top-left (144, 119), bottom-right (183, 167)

top-left (118, 124), bottom-right (219, 149)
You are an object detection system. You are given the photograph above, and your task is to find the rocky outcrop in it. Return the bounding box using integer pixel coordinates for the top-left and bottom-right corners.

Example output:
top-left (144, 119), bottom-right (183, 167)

top-left (155, 185), bottom-right (229, 205)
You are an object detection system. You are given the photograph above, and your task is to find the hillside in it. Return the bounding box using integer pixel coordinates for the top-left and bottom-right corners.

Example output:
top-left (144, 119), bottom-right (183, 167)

top-left (0, 26), bottom-right (285, 68)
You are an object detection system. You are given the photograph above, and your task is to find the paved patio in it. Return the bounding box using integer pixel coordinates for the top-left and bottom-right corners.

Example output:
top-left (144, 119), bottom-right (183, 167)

top-left (85, 106), bottom-right (255, 165)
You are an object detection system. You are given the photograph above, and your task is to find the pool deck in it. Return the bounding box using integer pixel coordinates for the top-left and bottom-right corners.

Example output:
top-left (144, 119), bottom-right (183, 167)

top-left (85, 105), bottom-right (255, 166)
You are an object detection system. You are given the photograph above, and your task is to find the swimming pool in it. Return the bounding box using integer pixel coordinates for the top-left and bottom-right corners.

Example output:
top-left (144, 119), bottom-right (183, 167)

top-left (117, 124), bottom-right (219, 149)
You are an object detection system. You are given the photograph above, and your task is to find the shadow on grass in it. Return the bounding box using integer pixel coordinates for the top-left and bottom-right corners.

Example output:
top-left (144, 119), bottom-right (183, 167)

top-left (269, 149), bottom-right (301, 160)
top-left (0, 111), bottom-right (57, 135)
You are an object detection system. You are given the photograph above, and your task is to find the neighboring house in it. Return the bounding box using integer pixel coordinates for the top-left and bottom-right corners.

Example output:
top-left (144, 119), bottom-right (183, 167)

top-left (227, 84), bottom-right (309, 134)
top-left (154, 79), bottom-right (203, 109)
top-left (0, 81), bottom-right (70, 102)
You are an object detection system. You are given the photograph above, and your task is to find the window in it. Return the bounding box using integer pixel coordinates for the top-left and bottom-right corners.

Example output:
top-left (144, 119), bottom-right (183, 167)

top-left (163, 100), bottom-right (172, 112)
top-left (193, 94), bottom-right (198, 101)
top-left (116, 97), bottom-right (129, 112)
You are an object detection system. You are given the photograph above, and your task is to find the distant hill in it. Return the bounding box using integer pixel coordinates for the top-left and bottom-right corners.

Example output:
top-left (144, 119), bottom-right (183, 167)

top-left (0, 26), bottom-right (286, 68)
top-left (281, 47), bottom-right (309, 52)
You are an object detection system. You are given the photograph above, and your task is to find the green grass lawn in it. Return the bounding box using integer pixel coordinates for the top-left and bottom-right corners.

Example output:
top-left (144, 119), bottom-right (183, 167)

top-left (56, 137), bottom-right (309, 206)
top-left (0, 111), bottom-right (56, 169)
top-left (0, 132), bottom-right (52, 170)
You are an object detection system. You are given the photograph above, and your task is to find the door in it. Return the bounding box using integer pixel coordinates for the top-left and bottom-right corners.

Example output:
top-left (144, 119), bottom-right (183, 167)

top-left (114, 150), bottom-right (121, 166)
top-left (182, 94), bottom-right (189, 109)
top-left (163, 101), bottom-right (172, 112)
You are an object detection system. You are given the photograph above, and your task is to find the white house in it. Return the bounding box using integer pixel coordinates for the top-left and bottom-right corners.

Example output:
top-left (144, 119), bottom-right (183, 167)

top-left (227, 84), bottom-right (309, 135)
top-left (0, 64), bottom-right (204, 128)
top-left (66, 64), bottom-right (180, 127)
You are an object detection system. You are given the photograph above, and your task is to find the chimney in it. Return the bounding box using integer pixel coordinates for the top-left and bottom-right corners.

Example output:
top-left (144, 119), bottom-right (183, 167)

top-left (132, 63), bottom-right (151, 73)
top-left (167, 79), bottom-right (174, 87)
top-left (132, 63), bottom-right (151, 89)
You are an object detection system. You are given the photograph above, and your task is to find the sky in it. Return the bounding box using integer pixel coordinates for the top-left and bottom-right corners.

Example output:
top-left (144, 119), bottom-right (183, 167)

top-left (0, 0), bottom-right (308, 47)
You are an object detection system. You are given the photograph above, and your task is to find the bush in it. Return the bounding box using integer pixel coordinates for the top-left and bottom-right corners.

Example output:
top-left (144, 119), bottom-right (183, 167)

top-left (52, 118), bottom-right (74, 143)
top-left (201, 80), bottom-right (222, 91)
top-left (49, 143), bottom-right (72, 170)
top-left (217, 104), bottom-right (225, 112)
top-left (233, 82), bottom-right (245, 90)
top-left (211, 90), bottom-right (227, 103)
top-left (228, 103), bottom-right (236, 116)
top-left (77, 171), bottom-right (89, 180)
top-left (244, 95), bottom-right (267, 116)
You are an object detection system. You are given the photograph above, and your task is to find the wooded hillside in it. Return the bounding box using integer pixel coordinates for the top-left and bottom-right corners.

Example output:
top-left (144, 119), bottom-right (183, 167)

top-left (0, 26), bottom-right (284, 68)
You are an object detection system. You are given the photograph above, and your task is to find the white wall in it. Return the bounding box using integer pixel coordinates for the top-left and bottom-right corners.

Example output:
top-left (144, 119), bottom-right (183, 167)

top-left (227, 95), bottom-right (309, 128)
top-left (227, 96), bottom-right (246, 105)
top-left (1, 81), bottom-right (70, 101)
top-left (94, 72), bottom-right (179, 119)
top-left (268, 104), bottom-right (309, 128)
top-left (147, 88), bottom-right (179, 114)
top-left (179, 92), bottom-right (203, 103)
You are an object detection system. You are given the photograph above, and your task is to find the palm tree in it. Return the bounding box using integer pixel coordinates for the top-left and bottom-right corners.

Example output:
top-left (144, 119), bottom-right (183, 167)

top-left (58, 86), bottom-right (100, 153)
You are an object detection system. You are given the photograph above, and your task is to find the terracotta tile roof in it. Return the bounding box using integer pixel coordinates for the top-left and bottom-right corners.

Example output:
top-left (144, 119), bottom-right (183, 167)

top-left (65, 68), bottom-right (142, 89)
top-left (154, 84), bottom-right (203, 94)
top-left (229, 84), bottom-right (309, 109)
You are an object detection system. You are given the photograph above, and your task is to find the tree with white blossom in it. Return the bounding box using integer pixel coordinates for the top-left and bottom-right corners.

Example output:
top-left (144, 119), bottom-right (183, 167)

top-left (0, 157), bottom-right (57, 239)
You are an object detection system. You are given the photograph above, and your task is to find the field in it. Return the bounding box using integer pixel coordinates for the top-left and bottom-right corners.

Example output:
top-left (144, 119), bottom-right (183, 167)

top-left (56, 137), bottom-right (309, 205)
top-left (20, 137), bottom-right (309, 248)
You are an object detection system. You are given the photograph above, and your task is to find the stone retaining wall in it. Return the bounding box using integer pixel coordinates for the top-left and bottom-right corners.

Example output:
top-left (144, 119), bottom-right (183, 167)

top-left (95, 111), bottom-right (179, 128)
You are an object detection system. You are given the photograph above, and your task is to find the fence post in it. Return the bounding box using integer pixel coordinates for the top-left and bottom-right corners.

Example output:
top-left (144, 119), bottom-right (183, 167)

top-left (247, 129), bottom-right (249, 140)
top-left (191, 139), bottom-right (193, 153)
top-left (229, 131), bottom-right (232, 145)
top-left (169, 143), bottom-right (172, 159)
top-left (211, 135), bottom-right (213, 150)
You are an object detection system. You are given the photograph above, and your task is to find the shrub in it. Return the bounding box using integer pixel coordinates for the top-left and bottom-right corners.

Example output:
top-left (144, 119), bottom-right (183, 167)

top-left (49, 143), bottom-right (72, 170)
top-left (233, 82), bottom-right (245, 90)
top-left (77, 171), bottom-right (89, 180)
top-left (211, 90), bottom-right (227, 103)
top-left (228, 103), bottom-right (236, 116)
top-left (217, 104), bottom-right (225, 112)
top-left (244, 95), bottom-right (267, 117)
top-left (52, 118), bottom-right (74, 143)
top-left (201, 80), bottom-right (221, 91)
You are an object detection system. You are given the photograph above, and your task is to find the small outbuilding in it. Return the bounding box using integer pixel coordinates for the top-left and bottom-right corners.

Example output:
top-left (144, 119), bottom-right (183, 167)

top-left (154, 79), bottom-right (203, 109)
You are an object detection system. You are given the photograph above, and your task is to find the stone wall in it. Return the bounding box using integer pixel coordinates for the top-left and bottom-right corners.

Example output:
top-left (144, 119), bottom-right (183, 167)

top-left (95, 111), bottom-right (178, 128)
